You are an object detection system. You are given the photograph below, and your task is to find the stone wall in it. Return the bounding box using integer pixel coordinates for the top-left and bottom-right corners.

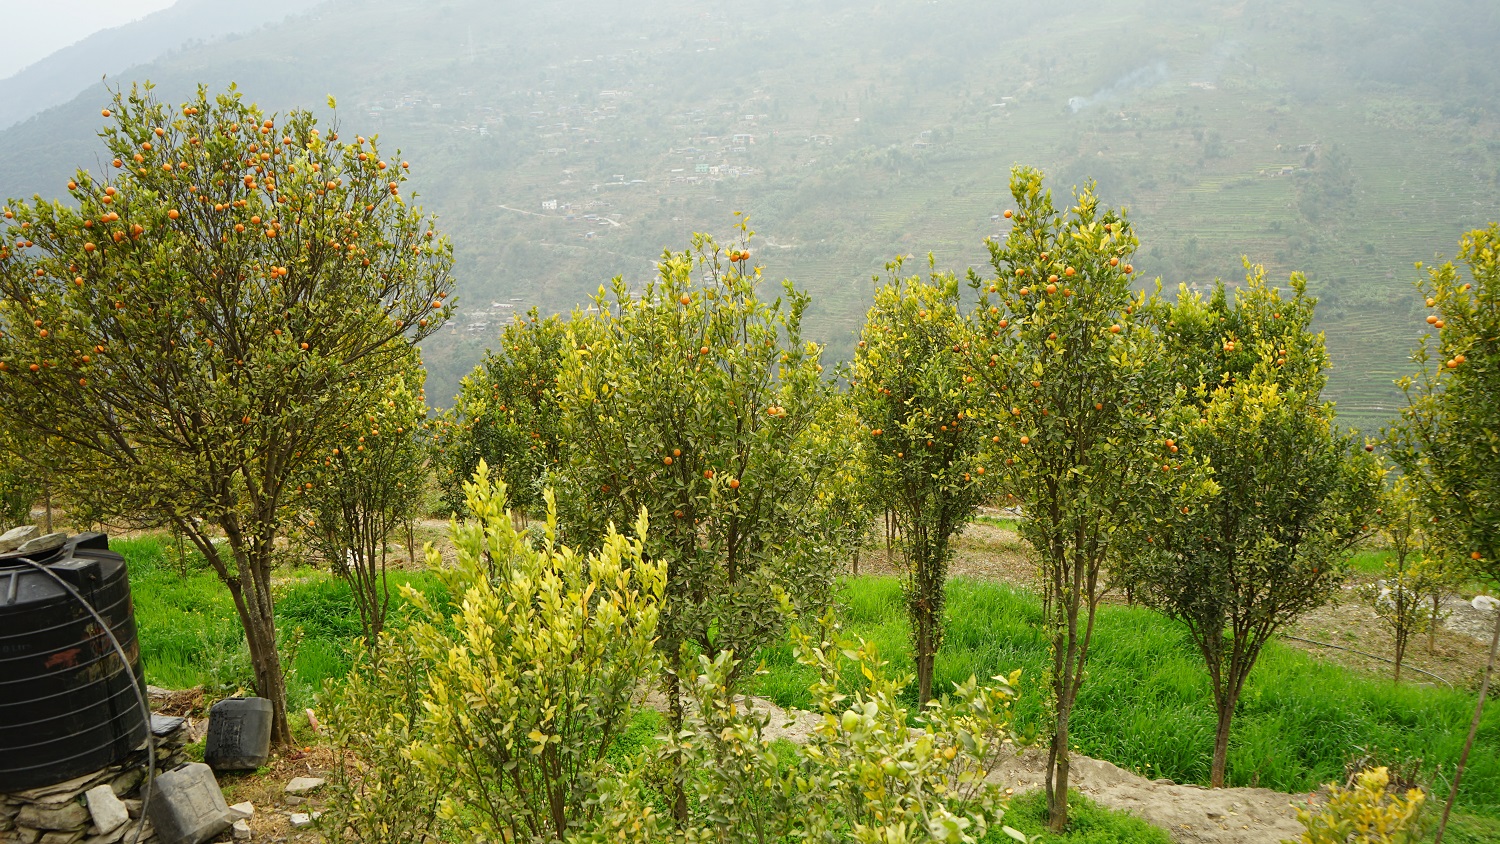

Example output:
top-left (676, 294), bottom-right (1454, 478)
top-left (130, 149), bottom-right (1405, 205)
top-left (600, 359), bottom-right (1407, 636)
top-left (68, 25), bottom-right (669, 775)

top-left (1, 715), bottom-right (191, 844)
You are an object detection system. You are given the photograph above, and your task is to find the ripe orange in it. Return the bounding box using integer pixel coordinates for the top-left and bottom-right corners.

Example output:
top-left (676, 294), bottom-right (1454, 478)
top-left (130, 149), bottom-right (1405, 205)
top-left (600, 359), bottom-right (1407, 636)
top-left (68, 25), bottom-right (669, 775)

top-left (1427, 315), bottom-right (1438, 325)
top-left (1474, 551), bottom-right (1484, 560)
top-left (1064, 267), bottom-right (1075, 277)
top-left (728, 478), bottom-right (740, 489)
top-left (1109, 257), bottom-right (1119, 267)
top-left (1109, 325), bottom-right (1121, 334)
top-left (663, 456), bottom-right (673, 465)
top-left (1003, 209), bottom-right (1013, 218)
top-left (101, 109), bottom-right (111, 118)
top-left (1020, 435), bottom-right (1030, 445)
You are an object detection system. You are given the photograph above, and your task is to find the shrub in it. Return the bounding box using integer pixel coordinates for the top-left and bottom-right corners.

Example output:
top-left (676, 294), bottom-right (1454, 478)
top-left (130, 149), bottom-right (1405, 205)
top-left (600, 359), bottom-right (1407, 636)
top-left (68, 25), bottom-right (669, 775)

top-left (403, 462), bottom-right (665, 841)
top-left (1286, 766), bottom-right (1427, 844)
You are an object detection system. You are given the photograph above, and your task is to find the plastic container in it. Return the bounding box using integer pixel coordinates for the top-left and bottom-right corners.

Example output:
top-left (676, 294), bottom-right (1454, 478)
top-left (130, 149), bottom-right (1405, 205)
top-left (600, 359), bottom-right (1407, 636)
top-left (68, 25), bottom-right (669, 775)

top-left (0, 532), bottom-right (148, 791)
top-left (146, 762), bottom-right (234, 844)
top-left (203, 697), bottom-right (273, 771)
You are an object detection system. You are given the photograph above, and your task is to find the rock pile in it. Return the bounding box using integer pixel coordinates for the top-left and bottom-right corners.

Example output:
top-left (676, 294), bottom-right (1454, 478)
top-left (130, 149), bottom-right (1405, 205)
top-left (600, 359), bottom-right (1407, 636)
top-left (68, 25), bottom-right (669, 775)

top-left (1, 714), bottom-right (192, 844)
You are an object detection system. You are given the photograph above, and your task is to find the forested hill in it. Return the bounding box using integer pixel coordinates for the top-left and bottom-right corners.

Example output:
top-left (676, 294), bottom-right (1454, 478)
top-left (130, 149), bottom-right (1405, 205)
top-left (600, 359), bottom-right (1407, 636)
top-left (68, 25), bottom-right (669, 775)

top-left (2, 0), bottom-right (1498, 428)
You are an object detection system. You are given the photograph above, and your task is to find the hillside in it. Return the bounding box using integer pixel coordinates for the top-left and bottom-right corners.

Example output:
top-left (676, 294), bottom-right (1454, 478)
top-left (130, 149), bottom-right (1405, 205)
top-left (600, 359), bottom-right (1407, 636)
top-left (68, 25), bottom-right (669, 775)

top-left (1, 0), bottom-right (1498, 427)
top-left (0, 0), bottom-right (314, 131)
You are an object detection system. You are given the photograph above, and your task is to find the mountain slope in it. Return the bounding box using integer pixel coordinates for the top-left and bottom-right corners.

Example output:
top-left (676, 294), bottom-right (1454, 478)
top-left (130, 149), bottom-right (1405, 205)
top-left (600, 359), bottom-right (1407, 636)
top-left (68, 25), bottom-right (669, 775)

top-left (1, 0), bottom-right (1497, 427)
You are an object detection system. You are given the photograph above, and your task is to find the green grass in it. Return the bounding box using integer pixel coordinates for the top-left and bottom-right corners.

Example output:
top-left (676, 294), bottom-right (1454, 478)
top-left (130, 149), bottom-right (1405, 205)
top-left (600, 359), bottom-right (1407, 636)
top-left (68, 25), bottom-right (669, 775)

top-left (116, 535), bottom-right (448, 711)
top-left (752, 576), bottom-right (1500, 819)
top-left (992, 790), bottom-right (1171, 844)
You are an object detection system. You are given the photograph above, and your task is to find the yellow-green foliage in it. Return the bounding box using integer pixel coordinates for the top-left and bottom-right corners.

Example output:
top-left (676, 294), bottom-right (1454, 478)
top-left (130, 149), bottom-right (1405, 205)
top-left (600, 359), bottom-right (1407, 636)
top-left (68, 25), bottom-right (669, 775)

top-left (402, 461), bottom-right (666, 842)
top-left (1287, 766), bottom-right (1427, 844)
top-left (576, 612), bottom-right (1028, 844)
top-left (320, 630), bottom-right (451, 844)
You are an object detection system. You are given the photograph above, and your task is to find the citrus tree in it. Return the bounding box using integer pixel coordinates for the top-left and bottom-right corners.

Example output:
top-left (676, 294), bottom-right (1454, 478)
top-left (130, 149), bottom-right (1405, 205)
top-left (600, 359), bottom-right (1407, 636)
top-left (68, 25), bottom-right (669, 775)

top-left (0, 426), bottom-right (43, 530)
top-left (1140, 268), bottom-right (1380, 787)
top-left (850, 258), bottom-right (989, 705)
top-left (968, 166), bottom-right (1199, 830)
top-left (0, 82), bottom-right (453, 744)
top-left (293, 355), bottom-right (430, 645)
top-left (1359, 477), bottom-right (1453, 682)
top-left (1386, 224), bottom-right (1500, 842)
top-left (550, 228), bottom-right (854, 819)
top-left (433, 308), bottom-right (565, 517)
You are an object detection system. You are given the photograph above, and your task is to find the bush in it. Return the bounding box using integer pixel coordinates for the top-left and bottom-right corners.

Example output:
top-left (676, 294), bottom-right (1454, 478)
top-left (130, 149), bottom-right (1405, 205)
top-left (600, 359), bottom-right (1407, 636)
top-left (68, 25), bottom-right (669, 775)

top-left (405, 462), bottom-right (664, 841)
top-left (1286, 766), bottom-right (1427, 844)
top-left (578, 612), bottom-right (1031, 843)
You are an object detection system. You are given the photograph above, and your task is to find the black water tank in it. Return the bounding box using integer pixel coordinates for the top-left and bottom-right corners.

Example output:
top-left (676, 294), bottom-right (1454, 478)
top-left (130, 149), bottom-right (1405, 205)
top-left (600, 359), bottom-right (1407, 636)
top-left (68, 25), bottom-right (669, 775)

top-left (0, 532), bottom-right (148, 791)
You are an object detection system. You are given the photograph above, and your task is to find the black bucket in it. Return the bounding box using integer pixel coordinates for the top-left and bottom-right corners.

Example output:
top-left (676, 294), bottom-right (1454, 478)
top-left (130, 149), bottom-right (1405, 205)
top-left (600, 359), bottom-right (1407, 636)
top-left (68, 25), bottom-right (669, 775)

top-left (0, 532), bottom-right (148, 792)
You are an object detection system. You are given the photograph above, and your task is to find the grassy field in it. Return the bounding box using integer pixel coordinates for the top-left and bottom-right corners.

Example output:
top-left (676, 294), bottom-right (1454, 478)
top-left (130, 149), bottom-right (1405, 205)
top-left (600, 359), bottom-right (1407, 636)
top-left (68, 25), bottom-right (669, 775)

top-left (116, 535), bottom-right (449, 712)
top-left (114, 532), bottom-right (1498, 837)
top-left (751, 576), bottom-right (1500, 820)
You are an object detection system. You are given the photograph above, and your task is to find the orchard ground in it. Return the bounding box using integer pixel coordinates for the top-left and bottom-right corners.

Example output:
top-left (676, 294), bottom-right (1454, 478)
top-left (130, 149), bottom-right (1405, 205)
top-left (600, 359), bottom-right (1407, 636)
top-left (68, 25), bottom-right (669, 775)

top-left (103, 512), bottom-right (1500, 844)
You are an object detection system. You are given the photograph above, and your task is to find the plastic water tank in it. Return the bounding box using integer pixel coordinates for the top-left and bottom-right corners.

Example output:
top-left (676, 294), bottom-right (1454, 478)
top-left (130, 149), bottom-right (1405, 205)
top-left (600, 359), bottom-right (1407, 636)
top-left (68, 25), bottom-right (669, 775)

top-left (0, 532), bottom-right (148, 791)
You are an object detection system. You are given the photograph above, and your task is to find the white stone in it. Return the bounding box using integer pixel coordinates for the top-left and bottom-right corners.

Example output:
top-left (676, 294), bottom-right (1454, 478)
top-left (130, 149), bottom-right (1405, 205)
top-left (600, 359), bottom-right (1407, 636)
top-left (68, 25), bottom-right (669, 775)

top-left (231, 819), bottom-right (252, 840)
top-left (227, 802), bottom-right (254, 821)
top-left (0, 523), bottom-right (38, 551)
top-left (288, 812), bottom-right (320, 829)
top-left (1473, 595), bottom-right (1500, 612)
top-left (16, 532), bottom-right (67, 554)
top-left (283, 777), bottom-right (325, 796)
top-left (84, 785), bottom-right (129, 836)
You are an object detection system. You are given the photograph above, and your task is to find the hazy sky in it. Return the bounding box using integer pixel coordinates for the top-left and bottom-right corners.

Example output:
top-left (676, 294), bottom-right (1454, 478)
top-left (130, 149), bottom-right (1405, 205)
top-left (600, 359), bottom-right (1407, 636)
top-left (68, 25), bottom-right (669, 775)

top-left (0, 0), bottom-right (178, 80)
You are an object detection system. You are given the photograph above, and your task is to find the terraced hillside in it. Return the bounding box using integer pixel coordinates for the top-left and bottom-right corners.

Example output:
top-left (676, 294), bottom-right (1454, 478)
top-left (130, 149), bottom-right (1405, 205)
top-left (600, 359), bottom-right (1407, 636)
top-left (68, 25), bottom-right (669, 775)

top-left (1, 0), bottom-right (1497, 425)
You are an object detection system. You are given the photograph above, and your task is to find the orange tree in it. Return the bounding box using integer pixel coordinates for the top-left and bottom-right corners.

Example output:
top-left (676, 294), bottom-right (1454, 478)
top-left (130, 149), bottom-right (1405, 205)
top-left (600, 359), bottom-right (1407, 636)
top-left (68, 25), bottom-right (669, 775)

top-left (849, 257), bottom-right (989, 705)
top-left (967, 166), bottom-right (1200, 831)
top-left (0, 83), bottom-right (453, 744)
top-left (292, 355), bottom-right (430, 646)
top-left (1139, 267), bottom-right (1380, 788)
top-left (1387, 224), bottom-right (1500, 842)
top-left (433, 308), bottom-right (565, 517)
top-left (549, 228), bottom-right (855, 819)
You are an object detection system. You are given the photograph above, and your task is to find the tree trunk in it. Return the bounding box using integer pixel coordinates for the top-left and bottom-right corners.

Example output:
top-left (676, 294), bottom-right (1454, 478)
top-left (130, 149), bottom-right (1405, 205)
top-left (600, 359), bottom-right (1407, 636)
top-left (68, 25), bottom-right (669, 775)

top-left (1047, 697), bottom-right (1074, 832)
top-left (243, 605), bottom-right (291, 746)
top-left (915, 618), bottom-right (935, 705)
top-left (1393, 629), bottom-right (1406, 684)
top-left (1211, 697), bottom-right (1234, 788)
top-left (665, 661), bottom-right (689, 826)
top-left (1434, 607), bottom-right (1500, 844)
top-left (1431, 594), bottom-right (1442, 654)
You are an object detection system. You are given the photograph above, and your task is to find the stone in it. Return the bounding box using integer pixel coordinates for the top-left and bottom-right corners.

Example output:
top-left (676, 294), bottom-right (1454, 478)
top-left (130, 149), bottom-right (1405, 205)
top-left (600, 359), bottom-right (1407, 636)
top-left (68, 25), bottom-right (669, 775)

top-left (121, 800), bottom-right (142, 819)
top-left (282, 796), bottom-right (305, 807)
top-left (16, 801), bottom-right (90, 831)
top-left (84, 786), bottom-right (129, 836)
top-left (79, 823), bottom-right (130, 844)
top-left (11, 772), bottom-right (111, 803)
top-left (17, 532), bottom-right (68, 554)
top-left (227, 802), bottom-right (254, 821)
top-left (232, 819), bottom-right (252, 840)
top-left (1474, 595), bottom-right (1500, 612)
top-left (18, 826), bottom-right (43, 844)
top-left (109, 770), bottom-right (143, 798)
top-left (0, 523), bottom-right (38, 551)
top-left (287, 812), bottom-right (319, 829)
top-left (150, 715), bottom-right (187, 737)
top-left (37, 830), bottom-right (85, 844)
top-left (282, 777), bottom-right (324, 796)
